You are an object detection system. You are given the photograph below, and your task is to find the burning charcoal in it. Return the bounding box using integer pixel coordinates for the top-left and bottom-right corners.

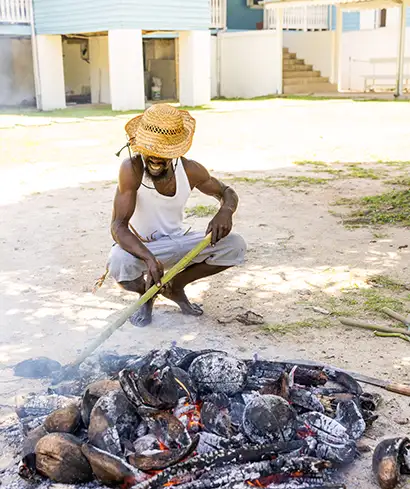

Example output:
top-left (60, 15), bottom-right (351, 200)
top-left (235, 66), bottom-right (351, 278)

top-left (81, 379), bottom-right (121, 426)
top-left (229, 402), bottom-right (245, 428)
top-left (129, 440), bottom-right (305, 489)
top-left (15, 393), bottom-right (78, 419)
top-left (173, 397), bottom-right (202, 433)
top-left (201, 401), bottom-right (232, 438)
top-left (88, 390), bottom-right (140, 457)
top-left (245, 360), bottom-right (286, 380)
top-left (43, 402), bottom-right (81, 434)
top-left (323, 368), bottom-right (363, 396)
top-left (197, 432), bottom-right (231, 454)
top-left (259, 372), bottom-right (290, 399)
top-left (298, 412), bottom-right (350, 444)
top-left (19, 425), bottom-right (48, 480)
top-left (360, 392), bottom-right (383, 412)
top-left (82, 443), bottom-right (143, 487)
top-left (14, 357), bottom-right (62, 379)
top-left (316, 440), bottom-right (357, 466)
top-left (133, 434), bottom-right (161, 455)
top-left (243, 395), bottom-right (296, 444)
top-left (128, 434), bottom-right (199, 471)
top-left (35, 433), bottom-right (93, 483)
top-left (289, 387), bottom-right (325, 414)
top-left (145, 410), bottom-right (191, 449)
top-left (189, 352), bottom-right (247, 396)
top-left (290, 366), bottom-right (328, 388)
top-left (203, 393), bottom-right (230, 409)
top-left (335, 400), bottom-right (366, 440)
top-left (372, 437), bottom-right (410, 489)
top-left (150, 346), bottom-right (195, 369)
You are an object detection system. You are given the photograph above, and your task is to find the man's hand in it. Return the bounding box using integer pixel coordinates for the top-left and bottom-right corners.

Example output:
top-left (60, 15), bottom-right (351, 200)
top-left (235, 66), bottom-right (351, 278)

top-left (145, 256), bottom-right (164, 291)
top-left (206, 208), bottom-right (233, 246)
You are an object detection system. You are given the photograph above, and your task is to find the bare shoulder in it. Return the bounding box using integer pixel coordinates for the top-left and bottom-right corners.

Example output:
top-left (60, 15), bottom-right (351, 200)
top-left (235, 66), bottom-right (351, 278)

top-left (181, 157), bottom-right (210, 188)
top-left (118, 155), bottom-right (143, 191)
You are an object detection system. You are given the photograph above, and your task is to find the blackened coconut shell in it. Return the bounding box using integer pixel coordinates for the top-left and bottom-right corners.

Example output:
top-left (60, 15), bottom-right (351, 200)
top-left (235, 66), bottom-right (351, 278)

top-left (188, 352), bottom-right (247, 396)
top-left (35, 433), bottom-right (93, 483)
top-left (242, 395), bottom-right (296, 444)
top-left (43, 402), bottom-right (81, 434)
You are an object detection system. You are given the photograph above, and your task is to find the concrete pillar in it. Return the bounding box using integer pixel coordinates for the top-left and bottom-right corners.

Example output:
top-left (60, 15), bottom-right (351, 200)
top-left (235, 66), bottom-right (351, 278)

top-left (276, 8), bottom-right (284, 95)
top-left (178, 30), bottom-right (211, 107)
top-left (36, 35), bottom-right (66, 111)
top-left (108, 29), bottom-right (145, 111)
top-left (395, 1), bottom-right (407, 97)
top-left (331, 6), bottom-right (342, 89)
top-left (90, 36), bottom-right (111, 104)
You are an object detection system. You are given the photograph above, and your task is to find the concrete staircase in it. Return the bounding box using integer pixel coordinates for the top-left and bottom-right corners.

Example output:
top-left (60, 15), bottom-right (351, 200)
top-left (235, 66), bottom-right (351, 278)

top-left (283, 48), bottom-right (337, 94)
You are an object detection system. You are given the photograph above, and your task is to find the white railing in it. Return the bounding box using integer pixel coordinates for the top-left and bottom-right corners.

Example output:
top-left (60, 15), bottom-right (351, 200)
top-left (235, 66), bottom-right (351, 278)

top-left (211, 0), bottom-right (227, 29)
top-left (264, 5), bottom-right (329, 31)
top-left (0, 0), bottom-right (30, 23)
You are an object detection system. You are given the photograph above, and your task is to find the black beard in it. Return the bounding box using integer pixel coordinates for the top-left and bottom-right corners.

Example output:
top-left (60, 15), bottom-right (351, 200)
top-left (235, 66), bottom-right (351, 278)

top-left (144, 165), bottom-right (171, 182)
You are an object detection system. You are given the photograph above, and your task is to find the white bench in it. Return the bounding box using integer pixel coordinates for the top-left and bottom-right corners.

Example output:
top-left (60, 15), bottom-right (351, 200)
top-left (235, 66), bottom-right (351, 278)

top-left (363, 57), bottom-right (410, 92)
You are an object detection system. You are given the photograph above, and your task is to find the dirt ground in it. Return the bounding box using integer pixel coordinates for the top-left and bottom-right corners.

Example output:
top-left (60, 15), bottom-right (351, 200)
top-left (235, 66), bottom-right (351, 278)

top-left (1, 98), bottom-right (410, 488)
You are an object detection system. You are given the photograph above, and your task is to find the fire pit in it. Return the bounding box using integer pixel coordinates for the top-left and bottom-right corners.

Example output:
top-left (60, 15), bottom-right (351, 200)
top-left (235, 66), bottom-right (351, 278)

top-left (6, 347), bottom-right (390, 488)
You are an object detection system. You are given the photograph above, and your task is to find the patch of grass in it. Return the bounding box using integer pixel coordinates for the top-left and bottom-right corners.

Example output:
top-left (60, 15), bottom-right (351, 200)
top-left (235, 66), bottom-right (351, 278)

top-left (227, 176), bottom-right (273, 185)
top-left (360, 288), bottom-right (405, 313)
top-left (309, 168), bottom-right (344, 176)
top-left (293, 161), bottom-right (329, 167)
top-left (263, 318), bottom-right (332, 334)
top-left (365, 274), bottom-right (406, 292)
top-left (331, 197), bottom-right (355, 206)
top-left (345, 166), bottom-right (383, 180)
top-left (387, 176), bottom-right (410, 186)
top-left (270, 176), bottom-right (329, 187)
top-left (185, 204), bottom-right (218, 218)
top-left (334, 190), bottom-right (410, 227)
top-left (372, 231), bottom-right (389, 239)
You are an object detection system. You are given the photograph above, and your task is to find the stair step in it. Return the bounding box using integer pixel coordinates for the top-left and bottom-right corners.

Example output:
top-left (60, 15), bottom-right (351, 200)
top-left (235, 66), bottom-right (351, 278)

top-left (283, 70), bottom-right (320, 79)
top-left (283, 47), bottom-right (289, 54)
top-left (283, 63), bottom-right (313, 71)
top-left (283, 52), bottom-right (296, 60)
top-left (283, 82), bottom-right (338, 94)
top-left (284, 76), bottom-right (329, 86)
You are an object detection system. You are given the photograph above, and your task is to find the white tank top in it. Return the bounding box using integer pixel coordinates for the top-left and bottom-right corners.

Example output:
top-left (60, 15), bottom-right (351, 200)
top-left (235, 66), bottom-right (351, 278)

top-left (129, 158), bottom-right (191, 241)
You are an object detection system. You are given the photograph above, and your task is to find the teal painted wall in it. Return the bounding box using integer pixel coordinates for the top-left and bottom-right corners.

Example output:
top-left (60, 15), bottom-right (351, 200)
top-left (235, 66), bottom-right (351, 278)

top-left (0, 24), bottom-right (30, 36)
top-left (407, 7), bottom-right (410, 26)
top-left (227, 0), bottom-right (263, 30)
top-left (33, 0), bottom-right (210, 35)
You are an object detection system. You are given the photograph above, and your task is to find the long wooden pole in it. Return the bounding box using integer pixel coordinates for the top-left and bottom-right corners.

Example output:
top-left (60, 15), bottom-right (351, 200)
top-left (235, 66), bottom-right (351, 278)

top-left (340, 317), bottom-right (410, 337)
top-left (69, 234), bottom-right (212, 368)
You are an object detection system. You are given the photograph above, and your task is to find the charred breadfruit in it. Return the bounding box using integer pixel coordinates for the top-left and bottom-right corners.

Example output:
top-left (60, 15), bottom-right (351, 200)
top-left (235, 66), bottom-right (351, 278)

top-left (243, 395), bottom-right (296, 444)
top-left (43, 402), bottom-right (81, 434)
top-left (35, 433), bottom-right (93, 483)
top-left (19, 425), bottom-right (48, 479)
top-left (189, 352), bottom-right (247, 396)
top-left (372, 437), bottom-right (410, 489)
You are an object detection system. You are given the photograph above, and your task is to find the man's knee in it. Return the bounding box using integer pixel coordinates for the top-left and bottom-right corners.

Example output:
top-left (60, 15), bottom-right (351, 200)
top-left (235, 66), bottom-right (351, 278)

top-left (107, 245), bottom-right (145, 283)
top-left (226, 232), bottom-right (247, 261)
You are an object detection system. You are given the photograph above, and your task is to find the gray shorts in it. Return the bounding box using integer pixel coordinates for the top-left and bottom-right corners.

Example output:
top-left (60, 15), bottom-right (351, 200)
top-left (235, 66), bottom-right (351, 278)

top-left (107, 232), bottom-right (246, 283)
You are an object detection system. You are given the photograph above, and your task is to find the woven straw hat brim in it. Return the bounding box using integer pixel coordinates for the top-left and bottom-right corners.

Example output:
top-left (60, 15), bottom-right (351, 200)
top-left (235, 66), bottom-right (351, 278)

top-left (125, 110), bottom-right (196, 159)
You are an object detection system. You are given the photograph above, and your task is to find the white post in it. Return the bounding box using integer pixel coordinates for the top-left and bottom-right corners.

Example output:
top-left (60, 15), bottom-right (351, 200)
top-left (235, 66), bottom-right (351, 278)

top-left (331, 5), bottom-right (342, 89)
top-left (395, 1), bottom-right (407, 97)
top-left (276, 7), bottom-right (284, 95)
top-left (178, 30), bottom-right (211, 107)
top-left (108, 29), bottom-right (145, 111)
top-left (36, 35), bottom-right (66, 111)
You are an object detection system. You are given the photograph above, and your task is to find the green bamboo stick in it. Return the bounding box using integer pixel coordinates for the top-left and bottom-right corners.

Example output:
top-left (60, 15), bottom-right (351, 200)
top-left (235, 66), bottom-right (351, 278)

top-left (374, 331), bottom-right (410, 343)
top-left (70, 233), bottom-right (212, 368)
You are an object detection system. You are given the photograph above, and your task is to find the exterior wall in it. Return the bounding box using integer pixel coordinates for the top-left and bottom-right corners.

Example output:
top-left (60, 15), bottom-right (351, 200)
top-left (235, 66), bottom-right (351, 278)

top-left (211, 35), bottom-right (218, 98)
top-left (330, 7), bottom-right (360, 31)
top-left (0, 37), bottom-right (35, 106)
top-left (33, 0), bottom-right (210, 35)
top-left (62, 40), bottom-right (90, 97)
top-left (341, 26), bottom-right (410, 91)
top-left (218, 30), bottom-right (281, 98)
top-left (227, 0), bottom-right (263, 30)
top-left (360, 7), bottom-right (410, 29)
top-left (89, 36), bottom-right (110, 104)
top-left (283, 31), bottom-right (334, 78)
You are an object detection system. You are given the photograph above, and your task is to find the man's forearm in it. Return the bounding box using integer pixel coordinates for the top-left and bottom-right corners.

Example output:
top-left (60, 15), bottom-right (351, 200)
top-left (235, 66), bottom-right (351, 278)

top-left (111, 222), bottom-right (154, 262)
top-left (220, 187), bottom-right (238, 214)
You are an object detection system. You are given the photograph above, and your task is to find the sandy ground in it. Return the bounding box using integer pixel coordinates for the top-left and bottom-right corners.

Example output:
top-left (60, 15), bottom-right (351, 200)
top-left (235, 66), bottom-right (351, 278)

top-left (1, 99), bottom-right (410, 488)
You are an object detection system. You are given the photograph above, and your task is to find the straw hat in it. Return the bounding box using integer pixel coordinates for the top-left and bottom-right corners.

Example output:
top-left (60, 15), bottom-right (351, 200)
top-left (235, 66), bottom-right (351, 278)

top-left (125, 104), bottom-right (196, 159)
